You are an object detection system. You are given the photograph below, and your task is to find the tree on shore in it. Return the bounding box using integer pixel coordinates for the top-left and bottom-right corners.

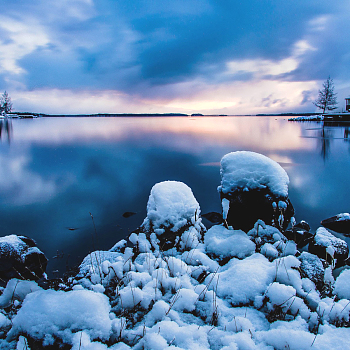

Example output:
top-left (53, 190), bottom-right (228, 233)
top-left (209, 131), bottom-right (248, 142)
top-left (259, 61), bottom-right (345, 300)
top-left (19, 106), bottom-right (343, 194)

top-left (0, 91), bottom-right (13, 114)
top-left (313, 77), bottom-right (338, 113)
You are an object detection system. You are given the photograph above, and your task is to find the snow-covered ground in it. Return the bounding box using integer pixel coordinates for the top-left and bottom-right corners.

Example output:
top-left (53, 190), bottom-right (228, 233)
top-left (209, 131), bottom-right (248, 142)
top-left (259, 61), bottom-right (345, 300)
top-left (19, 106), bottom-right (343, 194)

top-left (288, 115), bottom-right (324, 121)
top-left (1, 153), bottom-right (350, 349)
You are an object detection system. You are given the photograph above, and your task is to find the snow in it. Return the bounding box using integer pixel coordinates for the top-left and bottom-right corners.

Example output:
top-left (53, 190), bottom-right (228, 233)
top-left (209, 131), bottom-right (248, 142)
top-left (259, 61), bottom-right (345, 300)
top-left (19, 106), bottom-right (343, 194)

top-left (204, 225), bottom-right (256, 259)
top-left (288, 115), bottom-right (324, 121)
top-left (299, 252), bottom-right (324, 285)
top-left (334, 269), bottom-right (350, 299)
top-left (0, 235), bottom-right (28, 259)
top-left (218, 151), bottom-right (289, 197)
top-left (0, 279), bottom-right (42, 308)
top-left (335, 213), bottom-right (350, 221)
top-left (8, 289), bottom-right (112, 345)
top-left (214, 253), bottom-right (275, 305)
top-left (314, 227), bottom-right (347, 250)
top-left (2, 164), bottom-right (350, 349)
top-left (142, 181), bottom-right (203, 234)
top-left (0, 312), bottom-right (10, 329)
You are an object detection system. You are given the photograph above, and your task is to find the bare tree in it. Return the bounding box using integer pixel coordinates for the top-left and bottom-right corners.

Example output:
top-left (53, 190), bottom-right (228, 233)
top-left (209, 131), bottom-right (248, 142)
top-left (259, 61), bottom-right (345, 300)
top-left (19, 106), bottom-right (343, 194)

top-left (313, 77), bottom-right (338, 113)
top-left (0, 91), bottom-right (13, 114)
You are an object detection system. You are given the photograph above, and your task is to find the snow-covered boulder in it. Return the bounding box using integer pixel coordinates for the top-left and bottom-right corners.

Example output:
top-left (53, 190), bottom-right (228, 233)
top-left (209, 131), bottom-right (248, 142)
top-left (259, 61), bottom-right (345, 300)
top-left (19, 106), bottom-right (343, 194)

top-left (308, 227), bottom-right (349, 267)
top-left (321, 213), bottom-right (350, 235)
top-left (217, 151), bottom-right (294, 232)
top-left (139, 181), bottom-right (206, 250)
top-left (298, 252), bottom-right (325, 291)
top-left (8, 289), bottom-right (112, 347)
top-left (0, 235), bottom-right (47, 285)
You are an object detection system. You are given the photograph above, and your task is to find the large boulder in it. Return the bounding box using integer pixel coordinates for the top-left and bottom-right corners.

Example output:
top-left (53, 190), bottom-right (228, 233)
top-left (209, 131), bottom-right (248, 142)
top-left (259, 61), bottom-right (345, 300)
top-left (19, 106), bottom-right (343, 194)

top-left (0, 235), bottom-right (47, 285)
top-left (217, 151), bottom-right (294, 232)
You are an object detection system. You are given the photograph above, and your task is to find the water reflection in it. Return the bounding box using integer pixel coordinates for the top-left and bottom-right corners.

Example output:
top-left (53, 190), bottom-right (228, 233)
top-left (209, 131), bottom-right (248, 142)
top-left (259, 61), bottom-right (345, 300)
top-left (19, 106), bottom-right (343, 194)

top-left (0, 116), bottom-right (349, 277)
top-left (11, 116), bottom-right (309, 152)
top-left (318, 125), bottom-right (333, 161)
top-left (0, 118), bottom-right (12, 143)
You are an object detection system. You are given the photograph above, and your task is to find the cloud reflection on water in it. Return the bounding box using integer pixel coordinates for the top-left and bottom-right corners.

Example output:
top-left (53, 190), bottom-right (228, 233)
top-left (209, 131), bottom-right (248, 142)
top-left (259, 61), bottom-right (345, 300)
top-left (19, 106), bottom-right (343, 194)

top-left (1, 116), bottom-right (349, 276)
top-left (12, 116), bottom-right (312, 152)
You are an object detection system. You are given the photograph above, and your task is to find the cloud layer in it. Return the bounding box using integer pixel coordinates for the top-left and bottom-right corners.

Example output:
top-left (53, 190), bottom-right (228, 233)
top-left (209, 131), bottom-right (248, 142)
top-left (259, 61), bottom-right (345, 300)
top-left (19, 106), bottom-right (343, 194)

top-left (0, 0), bottom-right (349, 114)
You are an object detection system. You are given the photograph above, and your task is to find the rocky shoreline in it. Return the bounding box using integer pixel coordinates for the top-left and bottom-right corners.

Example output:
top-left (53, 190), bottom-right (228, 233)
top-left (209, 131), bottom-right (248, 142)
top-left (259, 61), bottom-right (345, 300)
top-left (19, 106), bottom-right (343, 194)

top-left (1, 151), bottom-right (350, 350)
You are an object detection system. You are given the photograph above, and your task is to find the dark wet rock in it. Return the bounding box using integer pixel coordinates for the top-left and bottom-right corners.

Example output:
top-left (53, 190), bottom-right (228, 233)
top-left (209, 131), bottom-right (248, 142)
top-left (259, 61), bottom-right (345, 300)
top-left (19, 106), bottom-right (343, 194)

top-left (321, 213), bottom-right (350, 235)
top-left (299, 252), bottom-right (325, 290)
top-left (284, 221), bottom-right (314, 248)
top-left (220, 189), bottom-right (294, 232)
top-left (0, 235), bottom-right (47, 285)
top-left (308, 227), bottom-right (349, 267)
top-left (202, 212), bottom-right (223, 224)
top-left (218, 151), bottom-right (294, 233)
top-left (294, 220), bottom-right (311, 232)
top-left (122, 211), bottom-right (137, 218)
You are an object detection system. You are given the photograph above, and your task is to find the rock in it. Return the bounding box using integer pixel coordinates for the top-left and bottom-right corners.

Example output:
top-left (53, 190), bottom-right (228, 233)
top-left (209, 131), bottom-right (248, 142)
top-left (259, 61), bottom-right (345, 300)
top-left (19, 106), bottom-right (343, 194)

top-left (218, 151), bottom-right (294, 232)
top-left (0, 235), bottom-right (47, 285)
top-left (284, 221), bottom-right (314, 248)
top-left (201, 212), bottom-right (223, 224)
top-left (299, 252), bottom-right (325, 290)
top-left (321, 213), bottom-right (350, 235)
top-left (308, 227), bottom-right (349, 268)
top-left (137, 181), bottom-right (206, 251)
top-left (122, 211), bottom-right (137, 218)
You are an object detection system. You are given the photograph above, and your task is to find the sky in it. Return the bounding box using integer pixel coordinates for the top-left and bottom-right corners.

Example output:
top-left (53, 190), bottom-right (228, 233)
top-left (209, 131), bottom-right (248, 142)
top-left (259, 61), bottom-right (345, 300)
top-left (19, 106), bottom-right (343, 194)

top-left (0, 0), bottom-right (350, 115)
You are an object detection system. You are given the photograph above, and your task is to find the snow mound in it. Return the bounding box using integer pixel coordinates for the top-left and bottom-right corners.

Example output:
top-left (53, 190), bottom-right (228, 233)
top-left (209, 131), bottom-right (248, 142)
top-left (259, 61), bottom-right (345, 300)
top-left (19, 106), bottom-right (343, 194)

top-left (204, 225), bottom-right (255, 259)
top-left (214, 253), bottom-right (275, 305)
top-left (9, 289), bottom-right (112, 345)
top-left (142, 181), bottom-right (202, 234)
top-left (0, 279), bottom-right (42, 308)
top-left (334, 269), bottom-right (350, 299)
top-left (218, 151), bottom-right (289, 197)
top-left (314, 227), bottom-right (347, 249)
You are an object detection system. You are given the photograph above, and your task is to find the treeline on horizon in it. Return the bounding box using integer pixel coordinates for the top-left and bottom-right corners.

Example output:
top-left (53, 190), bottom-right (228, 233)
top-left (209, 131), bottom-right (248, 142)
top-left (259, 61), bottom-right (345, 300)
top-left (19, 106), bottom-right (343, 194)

top-left (8, 112), bottom-right (322, 118)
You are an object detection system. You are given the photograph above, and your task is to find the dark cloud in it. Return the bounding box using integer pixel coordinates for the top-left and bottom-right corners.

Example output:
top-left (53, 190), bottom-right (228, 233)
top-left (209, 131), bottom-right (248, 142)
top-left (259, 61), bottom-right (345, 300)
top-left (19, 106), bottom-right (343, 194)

top-left (1, 0), bottom-right (349, 98)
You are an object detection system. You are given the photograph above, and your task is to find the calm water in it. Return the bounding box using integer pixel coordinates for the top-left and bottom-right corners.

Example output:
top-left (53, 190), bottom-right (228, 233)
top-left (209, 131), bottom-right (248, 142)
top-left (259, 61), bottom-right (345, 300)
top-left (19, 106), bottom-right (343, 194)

top-left (0, 116), bottom-right (349, 276)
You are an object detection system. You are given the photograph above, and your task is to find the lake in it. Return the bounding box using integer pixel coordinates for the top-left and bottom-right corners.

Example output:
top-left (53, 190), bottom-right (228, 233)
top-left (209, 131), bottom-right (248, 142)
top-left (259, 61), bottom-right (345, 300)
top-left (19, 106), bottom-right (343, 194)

top-left (0, 116), bottom-right (349, 276)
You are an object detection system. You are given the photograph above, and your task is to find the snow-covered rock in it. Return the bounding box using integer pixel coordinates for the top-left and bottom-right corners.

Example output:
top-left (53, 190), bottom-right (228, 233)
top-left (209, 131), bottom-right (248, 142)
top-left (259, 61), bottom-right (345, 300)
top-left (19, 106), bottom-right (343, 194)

top-left (8, 289), bottom-right (112, 346)
top-left (2, 159), bottom-right (350, 349)
top-left (139, 181), bottom-right (206, 250)
top-left (0, 235), bottom-right (47, 285)
top-left (299, 252), bottom-right (325, 290)
top-left (217, 151), bottom-right (294, 232)
top-left (321, 213), bottom-right (350, 235)
top-left (308, 227), bottom-right (349, 267)
top-left (284, 220), bottom-right (314, 248)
